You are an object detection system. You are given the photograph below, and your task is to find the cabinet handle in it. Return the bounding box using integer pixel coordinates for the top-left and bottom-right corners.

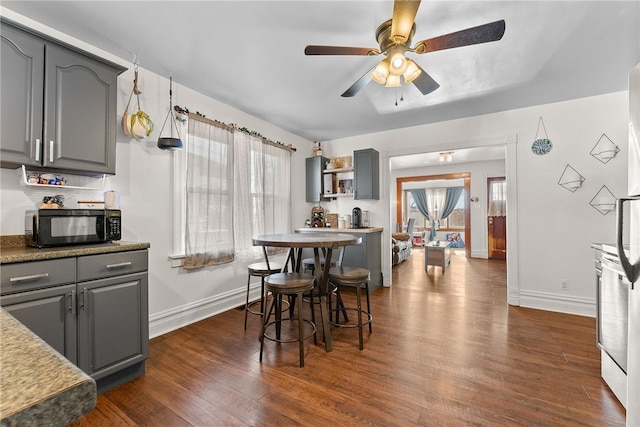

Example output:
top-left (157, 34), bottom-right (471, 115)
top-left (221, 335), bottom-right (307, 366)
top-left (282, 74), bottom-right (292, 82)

top-left (68, 290), bottom-right (75, 314)
top-left (49, 140), bottom-right (54, 163)
top-left (35, 139), bottom-right (41, 162)
top-left (9, 273), bottom-right (49, 283)
top-left (79, 288), bottom-right (87, 311)
top-left (106, 261), bottom-right (132, 269)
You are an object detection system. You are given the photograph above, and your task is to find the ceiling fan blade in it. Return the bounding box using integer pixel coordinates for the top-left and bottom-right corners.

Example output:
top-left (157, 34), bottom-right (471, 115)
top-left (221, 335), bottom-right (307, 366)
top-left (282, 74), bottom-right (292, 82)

top-left (412, 65), bottom-right (440, 95)
top-left (413, 20), bottom-right (506, 54)
top-left (341, 67), bottom-right (375, 97)
top-left (305, 45), bottom-right (381, 56)
top-left (391, 0), bottom-right (421, 43)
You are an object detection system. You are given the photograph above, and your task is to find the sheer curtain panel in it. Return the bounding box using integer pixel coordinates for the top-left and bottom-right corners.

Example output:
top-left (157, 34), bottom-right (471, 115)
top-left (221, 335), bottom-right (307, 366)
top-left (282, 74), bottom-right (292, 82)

top-left (233, 132), bottom-right (291, 261)
top-left (488, 180), bottom-right (507, 217)
top-left (182, 116), bottom-right (235, 269)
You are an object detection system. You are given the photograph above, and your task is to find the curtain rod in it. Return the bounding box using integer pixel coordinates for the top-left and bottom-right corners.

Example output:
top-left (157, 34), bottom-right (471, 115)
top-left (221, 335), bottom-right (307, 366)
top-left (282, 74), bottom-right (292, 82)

top-left (187, 112), bottom-right (296, 153)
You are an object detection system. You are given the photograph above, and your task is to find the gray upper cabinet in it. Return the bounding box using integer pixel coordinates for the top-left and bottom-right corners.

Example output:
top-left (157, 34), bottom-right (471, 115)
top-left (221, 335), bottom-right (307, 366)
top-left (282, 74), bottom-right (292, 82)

top-left (0, 20), bottom-right (126, 175)
top-left (354, 148), bottom-right (379, 200)
top-left (306, 156), bottom-right (328, 202)
top-left (0, 22), bottom-right (44, 168)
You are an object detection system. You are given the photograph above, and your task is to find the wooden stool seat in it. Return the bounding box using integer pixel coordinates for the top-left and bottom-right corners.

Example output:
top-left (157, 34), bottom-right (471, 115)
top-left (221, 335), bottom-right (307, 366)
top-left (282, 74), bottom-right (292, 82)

top-left (244, 262), bottom-right (282, 330)
top-left (260, 273), bottom-right (317, 367)
top-left (248, 262), bottom-right (281, 276)
top-left (328, 266), bottom-right (372, 351)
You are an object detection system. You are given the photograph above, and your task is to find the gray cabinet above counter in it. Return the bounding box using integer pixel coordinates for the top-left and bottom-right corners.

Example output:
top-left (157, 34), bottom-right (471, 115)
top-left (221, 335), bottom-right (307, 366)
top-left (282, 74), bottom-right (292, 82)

top-left (306, 149), bottom-right (379, 201)
top-left (0, 19), bottom-right (126, 175)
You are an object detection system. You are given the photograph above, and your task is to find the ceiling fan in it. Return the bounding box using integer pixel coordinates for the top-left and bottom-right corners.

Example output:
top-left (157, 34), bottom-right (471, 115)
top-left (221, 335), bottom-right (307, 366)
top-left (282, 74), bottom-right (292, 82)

top-left (304, 0), bottom-right (506, 97)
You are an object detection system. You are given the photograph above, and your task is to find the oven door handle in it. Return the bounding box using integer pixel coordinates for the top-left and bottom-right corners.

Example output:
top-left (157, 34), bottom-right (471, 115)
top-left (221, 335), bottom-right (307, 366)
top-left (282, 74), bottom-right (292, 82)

top-left (616, 197), bottom-right (640, 286)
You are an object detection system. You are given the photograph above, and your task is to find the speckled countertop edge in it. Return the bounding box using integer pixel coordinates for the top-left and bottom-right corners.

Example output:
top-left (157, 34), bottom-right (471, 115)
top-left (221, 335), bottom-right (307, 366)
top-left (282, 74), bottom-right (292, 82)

top-left (0, 239), bottom-right (150, 264)
top-left (0, 309), bottom-right (96, 425)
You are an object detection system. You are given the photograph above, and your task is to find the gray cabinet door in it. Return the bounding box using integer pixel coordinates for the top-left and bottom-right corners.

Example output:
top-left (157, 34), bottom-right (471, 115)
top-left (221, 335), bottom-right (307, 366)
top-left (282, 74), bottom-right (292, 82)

top-left (306, 156), bottom-right (328, 202)
top-left (44, 43), bottom-right (118, 174)
top-left (342, 232), bottom-right (382, 291)
top-left (77, 272), bottom-right (148, 379)
top-left (1, 284), bottom-right (77, 363)
top-left (0, 23), bottom-right (44, 167)
top-left (354, 148), bottom-right (379, 200)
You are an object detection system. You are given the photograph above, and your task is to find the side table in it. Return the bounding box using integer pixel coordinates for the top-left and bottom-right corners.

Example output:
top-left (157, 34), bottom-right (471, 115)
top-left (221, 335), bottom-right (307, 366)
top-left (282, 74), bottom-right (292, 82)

top-left (424, 241), bottom-right (451, 272)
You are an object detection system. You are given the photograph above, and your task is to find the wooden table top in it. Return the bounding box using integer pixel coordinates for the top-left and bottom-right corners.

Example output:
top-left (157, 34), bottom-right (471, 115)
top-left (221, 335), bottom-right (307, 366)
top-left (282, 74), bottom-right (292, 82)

top-left (253, 233), bottom-right (361, 248)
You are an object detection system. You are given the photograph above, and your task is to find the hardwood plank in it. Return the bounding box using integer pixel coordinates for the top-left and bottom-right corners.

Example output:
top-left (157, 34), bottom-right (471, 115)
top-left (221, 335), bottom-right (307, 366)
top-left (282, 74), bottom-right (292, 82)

top-left (70, 248), bottom-right (625, 426)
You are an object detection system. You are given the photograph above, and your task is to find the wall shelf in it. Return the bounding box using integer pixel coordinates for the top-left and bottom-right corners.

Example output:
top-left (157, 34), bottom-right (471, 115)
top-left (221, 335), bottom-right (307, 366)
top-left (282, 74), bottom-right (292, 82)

top-left (323, 167), bottom-right (353, 174)
top-left (17, 165), bottom-right (106, 190)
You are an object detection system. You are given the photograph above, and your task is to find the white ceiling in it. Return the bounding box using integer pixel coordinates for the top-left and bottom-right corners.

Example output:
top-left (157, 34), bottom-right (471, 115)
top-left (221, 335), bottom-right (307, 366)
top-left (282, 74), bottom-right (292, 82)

top-left (2, 1), bottom-right (639, 168)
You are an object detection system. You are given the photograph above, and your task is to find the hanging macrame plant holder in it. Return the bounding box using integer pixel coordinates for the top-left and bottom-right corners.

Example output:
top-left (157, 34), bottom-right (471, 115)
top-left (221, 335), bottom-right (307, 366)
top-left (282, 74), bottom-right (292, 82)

top-left (157, 73), bottom-right (183, 151)
top-left (531, 117), bottom-right (552, 155)
top-left (122, 63), bottom-right (154, 140)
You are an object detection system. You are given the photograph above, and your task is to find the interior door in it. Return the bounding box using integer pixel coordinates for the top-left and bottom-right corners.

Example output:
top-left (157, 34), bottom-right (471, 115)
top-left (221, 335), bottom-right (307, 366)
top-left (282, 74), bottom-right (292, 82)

top-left (488, 177), bottom-right (507, 260)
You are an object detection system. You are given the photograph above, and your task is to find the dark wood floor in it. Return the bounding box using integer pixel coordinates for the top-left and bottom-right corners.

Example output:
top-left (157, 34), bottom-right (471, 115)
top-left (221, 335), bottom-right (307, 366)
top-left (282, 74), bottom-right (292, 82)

top-left (71, 248), bottom-right (625, 426)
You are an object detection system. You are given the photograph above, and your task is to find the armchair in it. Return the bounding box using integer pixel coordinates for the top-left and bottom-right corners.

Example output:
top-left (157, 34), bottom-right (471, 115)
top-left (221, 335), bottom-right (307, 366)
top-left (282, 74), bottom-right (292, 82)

top-left (392, 218), bottom-right (415, 265)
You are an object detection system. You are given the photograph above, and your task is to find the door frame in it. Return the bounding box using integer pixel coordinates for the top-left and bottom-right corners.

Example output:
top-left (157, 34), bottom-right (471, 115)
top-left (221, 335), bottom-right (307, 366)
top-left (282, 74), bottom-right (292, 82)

top-left (382, 134), bottom-right (520, 306)
top-left (396, 172), bottom-right (471, 259)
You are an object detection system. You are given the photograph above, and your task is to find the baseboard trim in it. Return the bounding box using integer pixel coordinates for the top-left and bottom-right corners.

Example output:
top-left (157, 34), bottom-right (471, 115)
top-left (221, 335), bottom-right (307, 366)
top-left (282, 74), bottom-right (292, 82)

top-left (519, 290), bottom-right (595, 317)
top-left (148, 286), bottom-right (253, 339)
top-left (471, 250), bottom-right (488, 259)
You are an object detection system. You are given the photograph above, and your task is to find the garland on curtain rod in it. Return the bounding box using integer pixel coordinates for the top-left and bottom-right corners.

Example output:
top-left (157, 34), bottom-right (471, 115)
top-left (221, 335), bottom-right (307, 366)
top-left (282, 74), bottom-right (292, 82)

top-left (175, 105), bottom-right (296, 153)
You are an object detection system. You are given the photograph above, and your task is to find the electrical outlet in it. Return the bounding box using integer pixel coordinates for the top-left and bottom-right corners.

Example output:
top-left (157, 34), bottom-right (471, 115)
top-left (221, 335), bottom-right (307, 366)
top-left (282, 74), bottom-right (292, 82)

top-left (560, 279), bottom-right (569, 290)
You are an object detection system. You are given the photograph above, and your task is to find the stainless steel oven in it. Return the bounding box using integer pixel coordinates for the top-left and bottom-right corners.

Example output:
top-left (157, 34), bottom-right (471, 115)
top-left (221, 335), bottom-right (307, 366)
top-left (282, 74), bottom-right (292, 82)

top-left (595, 244), bottom-right (630, 407)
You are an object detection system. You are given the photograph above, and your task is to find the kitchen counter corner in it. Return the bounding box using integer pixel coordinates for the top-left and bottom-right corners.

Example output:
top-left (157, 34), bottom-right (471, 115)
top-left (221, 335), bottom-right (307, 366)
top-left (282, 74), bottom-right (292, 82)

top-left (0, 309), bottom-right (96, 425)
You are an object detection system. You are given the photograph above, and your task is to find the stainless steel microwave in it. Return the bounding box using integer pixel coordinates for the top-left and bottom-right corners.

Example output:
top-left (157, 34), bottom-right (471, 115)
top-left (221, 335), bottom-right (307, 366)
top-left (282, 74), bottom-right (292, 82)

top-left (25, 209), bottom-right (121, 248)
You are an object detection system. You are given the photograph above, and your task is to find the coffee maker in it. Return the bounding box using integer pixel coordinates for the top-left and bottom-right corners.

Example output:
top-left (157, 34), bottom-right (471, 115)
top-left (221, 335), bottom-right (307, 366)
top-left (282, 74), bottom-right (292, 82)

top-left (352, 207), bottom-right (362, 228)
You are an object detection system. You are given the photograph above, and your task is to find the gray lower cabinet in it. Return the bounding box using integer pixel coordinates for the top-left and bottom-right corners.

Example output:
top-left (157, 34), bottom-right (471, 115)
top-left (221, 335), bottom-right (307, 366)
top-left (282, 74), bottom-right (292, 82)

top-left (341, 231), bottom-right (382, 291)
top-left (1, 284), bottom-right (77, 364)
top-left (0, 19), bottom-right (126, 174)
top-left (76, 251), bottom-right (149, 383)
top-left (0, 249), bottom-right (149, 393)
top-left (354, 148), bottom-right (379, 200)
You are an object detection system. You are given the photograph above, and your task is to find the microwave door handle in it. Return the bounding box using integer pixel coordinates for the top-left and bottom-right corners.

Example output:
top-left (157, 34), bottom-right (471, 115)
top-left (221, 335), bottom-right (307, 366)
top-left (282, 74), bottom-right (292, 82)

top-left (616, 197), bottom-right (640, 286)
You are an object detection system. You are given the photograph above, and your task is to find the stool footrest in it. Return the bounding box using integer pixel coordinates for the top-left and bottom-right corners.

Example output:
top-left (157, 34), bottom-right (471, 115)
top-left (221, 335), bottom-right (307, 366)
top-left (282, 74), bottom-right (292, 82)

top-left (329, 307), bottom-right (372, 328)
top-left (262, 318), bottom-right (317, 343)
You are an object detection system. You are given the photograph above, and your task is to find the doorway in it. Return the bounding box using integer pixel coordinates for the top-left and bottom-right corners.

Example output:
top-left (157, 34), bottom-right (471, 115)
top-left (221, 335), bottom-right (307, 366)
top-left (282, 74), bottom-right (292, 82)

top-left (395, 172), bottom-right (471, 259)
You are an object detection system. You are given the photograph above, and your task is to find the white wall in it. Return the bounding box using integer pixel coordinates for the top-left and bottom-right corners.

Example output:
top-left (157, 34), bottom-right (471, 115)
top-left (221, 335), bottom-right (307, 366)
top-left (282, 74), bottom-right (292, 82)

top-left (0, 9), bottom-right (313, 337)
top-left (322, 91), bottom-right (628, 316)
top-left (1, 9), bottom-right (629, 329)
top-left (391, 159), bottom-right (506, 259)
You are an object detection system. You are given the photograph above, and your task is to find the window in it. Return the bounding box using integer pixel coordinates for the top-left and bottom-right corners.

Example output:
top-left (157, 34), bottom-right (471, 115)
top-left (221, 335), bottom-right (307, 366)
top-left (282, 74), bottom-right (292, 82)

top-left (405, 188), bottom-right (465, 230)
top-left (172, 114), bottom-right (291, 268)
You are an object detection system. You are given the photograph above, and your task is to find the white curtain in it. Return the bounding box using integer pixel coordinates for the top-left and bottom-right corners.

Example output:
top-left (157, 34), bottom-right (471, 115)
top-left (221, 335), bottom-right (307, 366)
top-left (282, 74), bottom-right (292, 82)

top-left (426, 188), bottom-right (446, 223)
top-left (488, 180), bottom-right (507, 217)
top-left (183, 116), bottom-right (234, 269)
top-left (233, 132), bottom-right (291, 261)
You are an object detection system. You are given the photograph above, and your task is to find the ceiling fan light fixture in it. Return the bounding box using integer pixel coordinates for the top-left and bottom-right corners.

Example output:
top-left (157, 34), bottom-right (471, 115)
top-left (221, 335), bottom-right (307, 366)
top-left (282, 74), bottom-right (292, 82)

top-left (403, 59), bottom-right (421, 83)
top-left (385, 74), bottom-right (401, 88)
top-left (371, 59), bottom-right (390, 84)
top-left (388, 48), bottom-right (408, 76)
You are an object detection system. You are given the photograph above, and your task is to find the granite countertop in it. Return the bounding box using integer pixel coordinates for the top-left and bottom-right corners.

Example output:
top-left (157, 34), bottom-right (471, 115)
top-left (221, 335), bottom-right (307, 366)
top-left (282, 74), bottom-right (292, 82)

top-left (0, 237), bottom-right (150, 264)
top-left (295, 227), bottom-right (383, 234)
top-left (0, 309), bottom-right (96, 425)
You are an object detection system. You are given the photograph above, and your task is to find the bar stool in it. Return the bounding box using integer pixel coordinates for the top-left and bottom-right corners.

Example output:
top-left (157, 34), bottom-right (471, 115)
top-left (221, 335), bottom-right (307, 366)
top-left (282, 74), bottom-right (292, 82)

top-left (328, 266), bottom-right (372, 350)
top-left (260, 272), bottom-right (317, 367)
top-left (244, 261), bottom-right (282, 330)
